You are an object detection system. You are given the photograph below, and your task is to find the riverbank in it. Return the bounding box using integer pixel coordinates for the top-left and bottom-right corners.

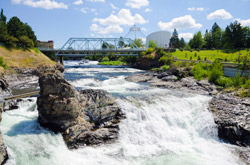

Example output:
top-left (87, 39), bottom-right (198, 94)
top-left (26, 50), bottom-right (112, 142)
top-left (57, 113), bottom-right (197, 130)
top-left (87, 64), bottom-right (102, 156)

top-left (0, 46), bottom-right (56, 75)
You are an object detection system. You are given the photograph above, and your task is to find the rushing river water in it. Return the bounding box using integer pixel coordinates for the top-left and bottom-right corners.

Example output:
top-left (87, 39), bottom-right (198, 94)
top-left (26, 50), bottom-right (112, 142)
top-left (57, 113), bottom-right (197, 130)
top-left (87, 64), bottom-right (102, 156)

top-left (0, 61), bottom-right (244, 165)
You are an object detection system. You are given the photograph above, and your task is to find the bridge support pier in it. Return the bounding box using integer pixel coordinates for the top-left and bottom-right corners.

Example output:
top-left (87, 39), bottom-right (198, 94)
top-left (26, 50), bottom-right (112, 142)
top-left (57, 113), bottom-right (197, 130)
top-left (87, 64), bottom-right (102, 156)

top-left (59, 56), bottom-right (64, 65)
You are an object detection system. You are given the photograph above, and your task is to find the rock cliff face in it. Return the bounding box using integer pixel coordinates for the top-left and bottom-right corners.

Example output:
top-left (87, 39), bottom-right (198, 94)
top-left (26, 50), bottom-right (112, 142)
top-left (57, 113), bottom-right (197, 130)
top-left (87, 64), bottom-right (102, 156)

top-left (209, 93), bottom-right (250, 146)
top-left (0, 76), bottom-right (9, 164)
top-left (37, 71), bottom-right (125, 149)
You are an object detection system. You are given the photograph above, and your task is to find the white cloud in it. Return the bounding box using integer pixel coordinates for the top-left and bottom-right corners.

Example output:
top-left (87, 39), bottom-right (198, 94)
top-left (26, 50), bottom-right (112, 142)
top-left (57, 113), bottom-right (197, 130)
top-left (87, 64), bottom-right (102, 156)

top-left (187, 7), bottom-right (195, 11)
top-left (158, 15), bottom-right (202, 31)
top-left (179, 33), bottom-right (193, 41)
top-left (91, 9), bottom-right (147, 34)
top-left (11, 0), bottom-right (68, 9)
top-left (73, 0), bottom-right (83, 5)
top-left (93, 8), bottom-right (148, 26)
top-left (188, 7), bottom-right (204, 11)
top-left (80, 7), bottom-right (88, 14)
top-left (235, 18), bottom-right (250, 27)
top-left (144, 8), bottom-right (152, 12)
top-left (207, 9), bottom-right (233, 20)
top-left (197, 8), bottom-right (204, 11)
top-left (87, 0), bottom-right (105, 2)
top-left (110, 3), bottom-right (118, 10)
top-left (126, 0), bottom-right (149, 9)
top-left (90, 23), bottom-right (123, 34)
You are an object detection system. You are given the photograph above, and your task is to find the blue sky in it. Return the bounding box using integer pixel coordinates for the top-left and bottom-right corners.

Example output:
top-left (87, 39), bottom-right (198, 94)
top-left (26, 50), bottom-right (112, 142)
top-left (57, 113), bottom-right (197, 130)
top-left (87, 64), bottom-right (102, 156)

top-left (0, 0), bottom-right (250, 48)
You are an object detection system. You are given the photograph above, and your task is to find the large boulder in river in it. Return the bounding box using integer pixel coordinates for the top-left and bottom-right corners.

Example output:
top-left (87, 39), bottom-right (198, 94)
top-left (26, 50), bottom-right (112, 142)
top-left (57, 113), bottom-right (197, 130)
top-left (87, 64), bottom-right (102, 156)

top-left (37, 71), bottom-right (125, 149)
top-left (37, 71), bottom-right (81, 131)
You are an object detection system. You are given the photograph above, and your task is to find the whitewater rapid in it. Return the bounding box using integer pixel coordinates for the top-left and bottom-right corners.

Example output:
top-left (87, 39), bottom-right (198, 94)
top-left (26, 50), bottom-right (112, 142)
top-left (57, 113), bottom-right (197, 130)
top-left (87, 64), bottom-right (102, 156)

top-left (0, 60), bottom-right (243, 165)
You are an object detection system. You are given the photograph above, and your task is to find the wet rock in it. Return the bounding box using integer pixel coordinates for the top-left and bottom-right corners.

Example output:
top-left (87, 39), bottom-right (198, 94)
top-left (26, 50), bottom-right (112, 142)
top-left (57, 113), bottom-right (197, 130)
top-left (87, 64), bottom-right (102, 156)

top-left (209, 93), bottom-right (250, 147)
top-left (125, 73), bottom-right (153, 83)
top-left (37, 71), bottom-right (81, 131)
top-left (0, 85), bottom-right (8, 164)
top-left (126, 73), bottom-right (217, 96)
top-left (161, 75), bottom-right (178, 82)
top-left (37, 71), bottom-right (125, 149)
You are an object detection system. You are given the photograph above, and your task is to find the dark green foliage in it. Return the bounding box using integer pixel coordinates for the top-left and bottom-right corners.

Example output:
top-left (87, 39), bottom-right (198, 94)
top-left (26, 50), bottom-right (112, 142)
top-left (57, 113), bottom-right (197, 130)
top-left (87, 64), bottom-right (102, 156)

top-left (169, 29), bottom-right (179, 48)
top-left (211, 23), bottom-right (222, 49)
top-left (179, 38), bottom-right (186, 48)
top-left (0, 9), bottom-right (37, 49)
top-left (223, 21), bottom-right (244, 49)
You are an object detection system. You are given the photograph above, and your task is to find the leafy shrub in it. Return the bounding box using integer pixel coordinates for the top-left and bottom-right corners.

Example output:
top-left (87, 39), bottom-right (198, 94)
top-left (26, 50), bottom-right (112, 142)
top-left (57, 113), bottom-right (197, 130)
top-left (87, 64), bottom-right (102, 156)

top-left (146, 48), bottom-right (154, 54)
top-left (152, 67), bottom-right (160, 71)
top-left (208, 60), bottom-right (223, 83)
top-left (216, 76), bottom-right (232, 87)
top-left (0, 57), bottom-right (7, 69)
top-left (161, 65), bottom-right (170, 71)
top-left (191, 62), bottom-right (209, 80)
top-left (102, 56), bottom-right (109, 62)
top-left (159, 55), bottom-right (173, 65)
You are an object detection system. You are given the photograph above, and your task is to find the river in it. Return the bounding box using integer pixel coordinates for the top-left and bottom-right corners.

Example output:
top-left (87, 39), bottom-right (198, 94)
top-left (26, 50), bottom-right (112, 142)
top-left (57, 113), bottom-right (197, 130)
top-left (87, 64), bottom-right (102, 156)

top-left (0, 61), bottom-right (243, 165)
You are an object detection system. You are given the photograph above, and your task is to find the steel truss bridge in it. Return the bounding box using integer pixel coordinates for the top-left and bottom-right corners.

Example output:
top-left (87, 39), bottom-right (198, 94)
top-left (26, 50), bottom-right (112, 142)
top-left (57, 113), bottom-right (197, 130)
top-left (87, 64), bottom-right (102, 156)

top-left (39, 38), bottom-right (145, 57)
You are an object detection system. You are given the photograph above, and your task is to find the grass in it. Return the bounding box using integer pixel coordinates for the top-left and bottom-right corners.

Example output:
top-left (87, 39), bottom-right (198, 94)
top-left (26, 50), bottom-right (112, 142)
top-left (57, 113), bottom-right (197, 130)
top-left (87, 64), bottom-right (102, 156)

top-left (0, 46), bottom-right (56, 71)
top-left (171, 49), bottom-right (250, 63)
top-left (98, 60), bottom-right (127, 66)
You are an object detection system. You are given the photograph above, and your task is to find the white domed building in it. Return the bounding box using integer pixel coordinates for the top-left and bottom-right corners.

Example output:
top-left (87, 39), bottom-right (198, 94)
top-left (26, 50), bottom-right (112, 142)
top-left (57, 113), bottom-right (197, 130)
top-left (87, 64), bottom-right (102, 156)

top-left (146, 31), bottom-right (171, 48)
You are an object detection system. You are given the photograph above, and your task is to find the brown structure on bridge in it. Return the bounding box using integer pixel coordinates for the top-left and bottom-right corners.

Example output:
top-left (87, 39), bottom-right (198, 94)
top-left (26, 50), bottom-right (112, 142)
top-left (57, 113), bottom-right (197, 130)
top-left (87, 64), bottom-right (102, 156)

top-left (37, 40), bottom-right (54, 49)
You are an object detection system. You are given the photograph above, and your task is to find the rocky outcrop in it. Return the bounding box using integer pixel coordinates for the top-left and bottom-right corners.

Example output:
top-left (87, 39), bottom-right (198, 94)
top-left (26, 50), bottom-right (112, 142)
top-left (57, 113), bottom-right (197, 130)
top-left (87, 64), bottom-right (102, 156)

top-left (125, 72), bottom-right (218, 95)
top-left (209, 93), bottom-right (250, 146)
top-left (37, 71), bottom-right (124, 149)
top-left (0, 76), bottom-right (9, 164)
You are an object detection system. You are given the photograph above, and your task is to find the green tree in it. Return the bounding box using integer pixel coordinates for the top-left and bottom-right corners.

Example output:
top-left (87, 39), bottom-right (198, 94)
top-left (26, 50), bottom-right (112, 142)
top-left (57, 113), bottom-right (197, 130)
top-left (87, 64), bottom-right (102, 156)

top-left (148, 40), bottom-right (157, 48)
top-left (133, 38), bottom-right (144, 48)
top-left (204, 30), bottom-right (212, 49)
top-left (7, 17), bottom-right (27, 40)
top-left (0, 9), bottom-right (9, 43)
top-left (118, 36), bottom-right (125, 48)
top-left (24, 23), bottom-right (37, 47)
top-left (19, 36), bottom-right (34, 49)
top-left (211, 23), bottom-right (222, 49)
top-left (0, 9), bottom-right (7, 23)
top-left (179, 38), bottom-right (186, 48)
top-left (243, 26), bottom-right (250, 48)
top-left (169, 29), bottom-right (179, 48)
top-left (189, 31), bottom-right (204, 49)
top-left (223, 21), bottom-right (244, 49)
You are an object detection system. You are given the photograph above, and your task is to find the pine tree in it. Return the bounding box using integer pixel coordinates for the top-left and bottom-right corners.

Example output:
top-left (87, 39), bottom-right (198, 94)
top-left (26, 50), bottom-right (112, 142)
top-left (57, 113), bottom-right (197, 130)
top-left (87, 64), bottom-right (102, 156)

top-left (169, 29), bottom-right (179, 48)
top-left (0, 9), bottom-right (9, 43)
top-left (211, 23), bottom-right (222, 49)
top-left (179, 38), bottom-right (186, 48)
top-left (204, 30), bottom-right (212, 49)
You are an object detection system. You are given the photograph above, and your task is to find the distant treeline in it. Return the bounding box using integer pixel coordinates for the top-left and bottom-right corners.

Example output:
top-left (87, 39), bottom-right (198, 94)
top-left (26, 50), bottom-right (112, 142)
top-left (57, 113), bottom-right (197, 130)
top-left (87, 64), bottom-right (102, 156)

top-left (0, 9), bottom-right (37, 49)
top-left (169, 21), bottom-right (250, 50)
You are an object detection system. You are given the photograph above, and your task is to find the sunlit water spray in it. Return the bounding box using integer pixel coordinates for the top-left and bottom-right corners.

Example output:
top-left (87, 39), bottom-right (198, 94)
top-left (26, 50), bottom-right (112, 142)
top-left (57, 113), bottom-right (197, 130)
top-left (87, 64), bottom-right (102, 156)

top-left (0, 61), bottom-right (243, 165)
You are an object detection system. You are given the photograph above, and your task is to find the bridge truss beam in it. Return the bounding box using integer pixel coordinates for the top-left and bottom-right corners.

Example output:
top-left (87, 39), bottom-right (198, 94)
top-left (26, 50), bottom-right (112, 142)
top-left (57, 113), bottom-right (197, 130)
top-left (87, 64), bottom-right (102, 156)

top-left (55, 38), bottom-right (143, 57)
